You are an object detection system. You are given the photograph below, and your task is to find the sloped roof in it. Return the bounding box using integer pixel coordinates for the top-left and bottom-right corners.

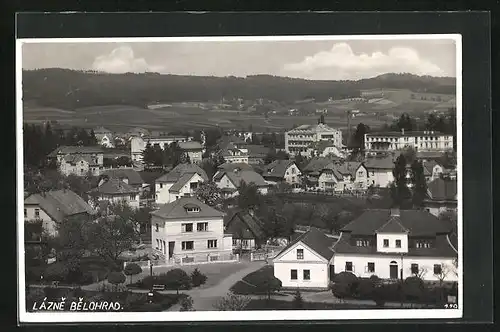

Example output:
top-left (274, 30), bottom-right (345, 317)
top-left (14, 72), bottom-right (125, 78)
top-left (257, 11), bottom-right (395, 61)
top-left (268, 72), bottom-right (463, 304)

top-left (61, 154), bottom-right (100, 166)
top-left (341, 209), bottom-right (452, 236)
top-left (169, 173), bottom-right (199, 193)
top-left (246, 144), bottom-right (272, 158)
top-left (422, 160), bottom-right (440, 176)
top-left (262, 160), bottom-right (296, 179)
top-left (335, 162), bottom-right (363, 177)
top-left (94, 127), bottom-right (112, 134)
top-left (303, 157), bottom-right (337, 173)
top-left (376, 216), bottom-right (409, 233)
top-left (155, 163), bottom-right (208, 183)
top-left (275, 227), bottom-right (335, 261)
top-left (218, 163), bottom-right (254, 172)
top-left (101, 169), bottom-right (144, 186)
top-left (48, 145), bottom-right (104, 157)
top-left (179, 141), bottom-right (203, 151)
top-left (416, 151), bottom-right (445, 160)
top-left (151, 197), bottom-right (225, 220)
top-left (225, 211), bottom-right (266, 240)
top-left (427, 178), bottom-right (457, 201)
top-left (224, 170), bottom-right (268, 188)
top-left (364, 156), bottom-right (395, 170)
top-left (93, 178), bottom-right (139, 195)
top-left (24, 189), bottom-right (95, 223)
top-left (288, 123), bottom-right (339, 134)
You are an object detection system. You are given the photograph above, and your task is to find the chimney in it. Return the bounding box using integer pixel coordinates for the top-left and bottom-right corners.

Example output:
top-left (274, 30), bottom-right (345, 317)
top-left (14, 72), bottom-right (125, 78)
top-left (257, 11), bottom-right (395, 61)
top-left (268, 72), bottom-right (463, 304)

top-left (401, 128), bottom-right (405, 136)
top-left (390, 208), bottom-right (400, 217)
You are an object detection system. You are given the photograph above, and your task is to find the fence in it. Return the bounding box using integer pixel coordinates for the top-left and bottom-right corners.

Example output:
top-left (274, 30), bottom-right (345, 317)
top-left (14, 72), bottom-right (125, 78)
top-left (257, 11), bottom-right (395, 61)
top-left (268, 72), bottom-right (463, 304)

top-left (250, 250), bottom-right (278, 262)
top-left (171, 251), bottom-right (239, 266)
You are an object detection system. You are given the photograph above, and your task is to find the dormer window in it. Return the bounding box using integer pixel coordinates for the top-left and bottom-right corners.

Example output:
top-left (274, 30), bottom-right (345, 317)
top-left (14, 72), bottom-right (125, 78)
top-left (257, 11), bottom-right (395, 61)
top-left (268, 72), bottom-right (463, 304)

top-left (186, 207), bottom-right (200, 213)
top-left (356, 240), bottom-right (369, 247)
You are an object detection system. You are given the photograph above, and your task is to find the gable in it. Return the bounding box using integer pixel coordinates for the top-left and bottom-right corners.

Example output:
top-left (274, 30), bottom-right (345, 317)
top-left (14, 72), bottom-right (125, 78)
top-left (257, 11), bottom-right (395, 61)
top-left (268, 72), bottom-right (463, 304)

top-left (274, 241), bottom-right (328, 263)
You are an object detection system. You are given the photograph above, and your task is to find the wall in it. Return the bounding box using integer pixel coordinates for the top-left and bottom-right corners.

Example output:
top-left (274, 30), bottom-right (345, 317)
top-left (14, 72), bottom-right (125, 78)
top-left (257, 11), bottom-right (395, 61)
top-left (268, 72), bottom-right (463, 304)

top-left (187, 151), bottom-right (203, 163)
top-left (376, 232), bottom-right (409, 253)
top-left (155, 182), bottom-right (174, 204)
top-left (284, 164), bottom-right (301, 185)
top-left (170, 173), bottom-right (205, 201)
top-left (24, 205), bottom-right (57, 237)
top-left (99, 194), bottom-right (139, 209)
top-left (353, 165), bottom-right (369, 189)
top-left (333, 254), bottom-right (458, 282)
top-left (274, 261), bottom-right (329, 288)
top-left (367, 169), bottom-right (394, 188)
top-left (232, 238), bottom-right (256, 250)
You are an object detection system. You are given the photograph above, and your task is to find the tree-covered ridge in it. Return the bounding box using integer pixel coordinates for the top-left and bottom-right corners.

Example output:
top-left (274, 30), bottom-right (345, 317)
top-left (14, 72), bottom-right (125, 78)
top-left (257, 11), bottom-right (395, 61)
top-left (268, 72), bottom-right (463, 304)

top-left (22, 69), bottom-right (456, 110)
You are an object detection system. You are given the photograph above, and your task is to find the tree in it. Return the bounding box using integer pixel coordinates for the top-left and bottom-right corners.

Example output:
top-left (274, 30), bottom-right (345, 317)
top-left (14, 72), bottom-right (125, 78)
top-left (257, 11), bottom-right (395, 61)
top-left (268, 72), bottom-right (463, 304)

top-left (213, 292), bottom-right (251, 311)
top-left (331, 282), bottom-right (351, 303)
top-left (292, 289), bottom-right (305, 309)
top-left (410, 159), bottom-right (427, 208)
top-left (43, 262), bottom-right (69, 282)
top-left (88, 129), bottom-right (98, 146)
top-left (192, 130), bottom-right (203, 143)
top-left (86, 201), bottom-right (139, 265)
top-left (253, 272), bottom-right (282, 301)
top-left (107, 271), bottom-right (126, 291)
top-left (55, 215), bottom-right (92, 273)
top-left (251, 133), bottom-right (260, 145)
top-left (124, 263), bottom-right (142, 284)
top-left (352, 123), bottom-right (369, 151)
top-left (164, 269), bottom-right (192, 295)
top-left (394, 113), bottom-right (415, 132)
top-left (142, 143), bottom-right (158, 168)
top-left (194, 181), bottom-right (223, 207)
top-left (390, 154), bottom-right (411, 208)
top-left (316, 204), bottom-right (341, 234)
top-left (179, 295), bottom-right (195, 311)
top-left (260, 206), bottom-right (288, 241)
top-left (190, 268), bottom-right (208, 287)
top-left (403, 276), bottom-right (426, 305)
top-left (402, 147), bottom-right (417, 164)
top-left (434, 263), bottom-right (451, 302)
top-left (237, 182), bottom-right (262, 211)
top-left (200, 159), bottom-right (217, 179)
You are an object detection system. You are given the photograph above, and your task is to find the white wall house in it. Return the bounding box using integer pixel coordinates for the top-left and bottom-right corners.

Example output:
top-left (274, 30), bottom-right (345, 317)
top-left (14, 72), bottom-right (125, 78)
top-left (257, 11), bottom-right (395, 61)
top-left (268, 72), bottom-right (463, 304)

top-left (285, 123), bottom-right (343, 157)
top-left (213, 169), bottom-right (269, 198)
top-left (154, 163), bottom-right (208, 205)
top-left (364, 156), bottom-right (395, 188)
top-left (49, 146), bottom-right (104, 177)
top-left (90, 178), bottom-right (140, 209)
top-left (273, 228), bottom-right (335, 289)
top-left (317, 162), bottom-right (369, 192)
top-left (130, 135), bottom-right (193, 162)
top-left (261, 160), bottom-right (302, 187)
top-left (151, 197), bottom-right (233, 264)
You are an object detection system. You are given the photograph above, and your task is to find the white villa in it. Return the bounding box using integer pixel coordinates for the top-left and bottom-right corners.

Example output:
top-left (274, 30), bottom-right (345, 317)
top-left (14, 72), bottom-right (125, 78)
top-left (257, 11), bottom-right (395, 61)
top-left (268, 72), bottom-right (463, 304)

top-left (155, 163), bottom-right (208, 204)
top-left (151, 197), bottom-right (234, 264)
top-left (285, 123), bottom-right (343, 157)
top-left (273, 208), bottom-right (458, 289)
top-left (317, 161), bottom-right (369, 192)
top-left (48, 146), bottom-right (104, 177)
top-left (261, 160), bottom-right (302, 187)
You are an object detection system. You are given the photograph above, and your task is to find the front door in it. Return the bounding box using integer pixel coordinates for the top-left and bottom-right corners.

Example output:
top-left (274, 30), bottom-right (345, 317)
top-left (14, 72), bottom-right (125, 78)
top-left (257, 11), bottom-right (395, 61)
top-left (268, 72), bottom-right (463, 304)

top-left (389, 263), bottom-right (398, 279)
top-left (168, 242), bottom-right (175, 258)
top-left (329, 265), bottom-right (335, 281)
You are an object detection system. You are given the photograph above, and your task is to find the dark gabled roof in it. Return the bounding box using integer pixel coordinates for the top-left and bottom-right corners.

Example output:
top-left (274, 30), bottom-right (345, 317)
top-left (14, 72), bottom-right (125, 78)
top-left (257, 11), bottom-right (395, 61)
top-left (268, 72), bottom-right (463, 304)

top-left (376, 216), bottom-right (409, 233)
top-left (341, 209), bottom-right (452, 236)
top-left (276, 227), bottom-right (335, 261)
top-left (48, 145), bottom-right (104, 157)
top-left (332, 233), bottom-right (457, 258)
top-left (61, 154), bottom-right (100, 166)
top-left (364, 156), bottom-right (395, 170)
top-left (93, 178), bottom-right (139, 195)
top-left (427, 178), bottom-right (457, 201)
top-left (155, 163), bottom-right (208, 183)
top-left (178, 141), bottom-right (203, 151)
top-left (246, 144), bottom-right (272, 158)
top-left (262, 160), bottom-right (296, 179)
top-left (151, 197), bottom-right (225, 220)
top-left (225, 211), bottom-right (266, 240)
top-left (101, 169), bottom-right (144, 186)
top-left (224, 170), bottom-right (268, 188)
top-left (303, 157), bottom-right (337, 173)
top-left (169, 173), bottom-right (199, 193)
top-left (422, 160), bottom-right (440, 176)
top-left (24, 189), bottom-right (96, 223)
top-left (217, 162), bottom-right (254, 172)
top-left (335, 162), bottom-right (363, 177)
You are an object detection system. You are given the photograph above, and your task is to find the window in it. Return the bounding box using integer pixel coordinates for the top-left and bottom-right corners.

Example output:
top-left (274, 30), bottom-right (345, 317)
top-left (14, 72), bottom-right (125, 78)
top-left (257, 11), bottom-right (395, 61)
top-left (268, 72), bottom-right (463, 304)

top-left (367, 262), bottom-right (375, 273)
top-left (232, 239), bottom-right (237, 246)
top-left (356, 240), bottom-right (369, 247)
top-left (190, 182), bottom-right (198, 190)
top-left (303, 270), bottom-right (311, 280)
top-left (296, 249), bottom-right (304, 260)
top-left (345, 262), bottom-right (353, 272)
top-left (197, 222), bottom-right (208, 232)
top-left (35, 208), bottom-right (40, 218)
top-left (291, 269), bottom-right (298, 280)
top-left (208, 240), bottom-right (217, 248)
top-left (433, 264), bottom-right (442, 275)
top-left (383, 239), bottom-right (389, 247)
top-left (156, 239), bottom-right (159, 249)
top-left (292, 168), bottom-right (296, 174)
top-left (395, 239), bottom-right (401, 248)
top-left (129, 194), bottom-right (136, 200)
top-left (182, 241), bottom-right (194, 251)
top-left (411, 263), bottom-right (419, 275)
top-left (186, 206), bottom-right (200, 213)
top-left (181, 223), bottom-right (193, 232)
top-left (416, 241), bottom-right (431, 248)
top-left (24, 208), bottom-right (27, 218)
top-left (160, 183), bottom-right (163, 189)
top-left (242, 239), bottom-right (249, 247)
top-left (155, 223), bottom-right (159, 232)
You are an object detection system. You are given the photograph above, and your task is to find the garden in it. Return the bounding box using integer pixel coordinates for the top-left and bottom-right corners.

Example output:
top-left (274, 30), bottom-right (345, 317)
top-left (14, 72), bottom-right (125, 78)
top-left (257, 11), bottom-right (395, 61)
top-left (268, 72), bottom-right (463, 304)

top-left (230, 265), bottom-right (283, 299)
top-left (128, 267), bottom-right (208, 294)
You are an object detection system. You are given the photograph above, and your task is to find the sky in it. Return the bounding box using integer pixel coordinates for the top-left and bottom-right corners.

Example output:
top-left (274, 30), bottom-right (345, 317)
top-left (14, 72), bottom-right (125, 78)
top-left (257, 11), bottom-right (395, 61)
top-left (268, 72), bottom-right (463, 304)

top-left (21, 38), bottom-right (457, 80)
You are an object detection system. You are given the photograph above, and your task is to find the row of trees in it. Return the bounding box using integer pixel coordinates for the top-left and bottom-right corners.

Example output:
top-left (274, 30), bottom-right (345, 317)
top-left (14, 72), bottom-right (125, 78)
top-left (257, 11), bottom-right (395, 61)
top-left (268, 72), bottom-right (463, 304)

top-left (390, 151), bottom-right (428, 209)
top-left (23, 123), bottom-right (98, 168)
top-left (141, 142), bottom-right (189, 169)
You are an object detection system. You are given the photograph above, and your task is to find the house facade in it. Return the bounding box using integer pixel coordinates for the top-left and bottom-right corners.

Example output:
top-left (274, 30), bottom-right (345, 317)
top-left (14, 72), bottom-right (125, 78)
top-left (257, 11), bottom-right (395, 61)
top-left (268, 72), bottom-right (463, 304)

top-left (285, 123), bottom-right (343, 157)
top-left (49, 146), bottom-right (104, 177)
top-left (90, 178), bottom-right (140, 209)
top-left (364, 156), bottom-right (395, 188)
top-left (24, 189), bottom-right (96, 237)
top-left (224, 210), bottom-right (266, 251)
top-left (364, 130), bottom-right (454, 156)
top-left (317, 162), bottom-right (369, 192)
top-left (213, 167), bottom-right (269, 198)
top-left (150, 197), bottom-right (233, 264)
top-left (262, 160), bottom-right (302, 187)
top-left (423, 160), bottom-right (445, 182)
top-left (155, 163), bottom-right (208, 205)
top-left (130, 135), bottom-right (193, 162)
top-left (178, 141), bottom-right (203, 164)
top-left (424, 178), bottom-right (458, 217)
top-left (94, 127), bottom-right (115, 148)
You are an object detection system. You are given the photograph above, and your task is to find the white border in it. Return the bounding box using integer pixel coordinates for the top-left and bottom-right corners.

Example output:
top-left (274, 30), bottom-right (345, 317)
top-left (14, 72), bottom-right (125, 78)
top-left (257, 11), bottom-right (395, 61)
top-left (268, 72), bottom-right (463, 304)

top-left (17, 34), bottom-right (463, 323)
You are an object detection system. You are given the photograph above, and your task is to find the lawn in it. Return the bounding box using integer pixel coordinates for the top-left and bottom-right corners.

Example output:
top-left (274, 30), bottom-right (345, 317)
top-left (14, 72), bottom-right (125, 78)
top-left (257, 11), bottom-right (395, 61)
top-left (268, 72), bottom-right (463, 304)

top-left (230, 265), bottom-right (286, 296)
top-left (26, 286), bottom-right (184, 312)
top-left (244, 299), bottom-right (376, 310)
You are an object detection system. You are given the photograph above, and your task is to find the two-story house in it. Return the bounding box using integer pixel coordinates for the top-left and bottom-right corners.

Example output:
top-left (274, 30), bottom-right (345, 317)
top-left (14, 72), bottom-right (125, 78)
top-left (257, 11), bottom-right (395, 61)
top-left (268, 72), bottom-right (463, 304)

top-left (90, 177), bottom-right (141, 209)
top-left (48, 146), bottom-right (105, 177)
top-left (224, 210), bottom-right (267, 251)
top-left (261, 160), bottom-right (302, 187)
top-left (302, 157), bottom-right (341, 190)
top-left (423, 160), bottom-right (445, 182)
top-left (273, 209), bottom-right (458, 289)
top-left (155, 163), bottom-right (208, 204)
top-left (364, 156), bottom-right (395, 188)
top-left (150, 197), bottom-right (233, 264)
top-left (178, 141), bottom-right (203, 164)
top-left (213, 166), bottom-right (269, 198)
top-left (24, 189), bottom-right (96, 237)
top-left (317, 162), bottom-right (368, 192)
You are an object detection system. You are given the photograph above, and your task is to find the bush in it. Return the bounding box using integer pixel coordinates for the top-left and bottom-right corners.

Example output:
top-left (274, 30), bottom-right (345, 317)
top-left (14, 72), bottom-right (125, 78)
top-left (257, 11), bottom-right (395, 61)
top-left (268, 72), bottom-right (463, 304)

top-left (43, 262), bottom-right (69, 282)
top-left (292, 290), bottom-right (304, 309)
top-left (403, 276), bottom-right (426, 303)
top-left (190, 268), bottom-right (207, 287)
top-left (213, 292), bottom-right (251, 311)
top-left (165, 269), bottom-right (192, 294)
top-left (331, 282), bottom-right (351, 302)
top-left (179, 295), bottom-right (195, 311)
top-left (356, 279), bottom-right (375, 298)
top-left (372, 286), bottom-right (386, 307)
top-left (107, 271), bottom-right (126, 290)
top-left (124, 263), bottom-right (143, 284)
top-left (334, 272), bottom-right (358, 287)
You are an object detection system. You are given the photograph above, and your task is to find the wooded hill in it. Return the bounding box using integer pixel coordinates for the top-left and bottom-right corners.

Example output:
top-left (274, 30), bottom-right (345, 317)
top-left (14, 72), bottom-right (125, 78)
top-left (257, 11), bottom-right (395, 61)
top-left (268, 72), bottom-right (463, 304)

top-left (22, 69), bottom-right (456, 110)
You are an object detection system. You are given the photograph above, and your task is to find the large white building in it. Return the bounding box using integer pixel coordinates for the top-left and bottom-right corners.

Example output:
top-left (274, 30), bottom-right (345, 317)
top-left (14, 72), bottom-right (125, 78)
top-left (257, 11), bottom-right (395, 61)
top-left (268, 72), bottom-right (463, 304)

top-left (48, 146), bottom-right (105, 177)
top-left (273, 208), bottom-right (458, 289)
top-left (151, 197), bottom-right (233, 264)
top-left (285, 123), bottom-right (343, 157)
top-left (364, 130), bottom-right (454, 156)
top-left (130, 135), bottom-right (193, 162)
